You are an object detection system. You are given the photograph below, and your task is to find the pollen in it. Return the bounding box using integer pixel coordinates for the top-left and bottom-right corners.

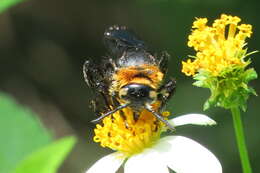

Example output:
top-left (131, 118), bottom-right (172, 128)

top-left (93, 105), bottom-right (169, 157)
top-left (182, 14), bottom-right (252, 77)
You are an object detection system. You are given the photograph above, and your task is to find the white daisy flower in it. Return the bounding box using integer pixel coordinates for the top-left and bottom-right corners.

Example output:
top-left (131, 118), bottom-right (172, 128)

top-left (86, 108), bottom-right (222, 173)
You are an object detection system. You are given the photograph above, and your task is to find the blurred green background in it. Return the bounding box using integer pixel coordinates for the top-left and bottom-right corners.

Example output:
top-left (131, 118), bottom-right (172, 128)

top-left (0, 0), bottom-right (259, 172)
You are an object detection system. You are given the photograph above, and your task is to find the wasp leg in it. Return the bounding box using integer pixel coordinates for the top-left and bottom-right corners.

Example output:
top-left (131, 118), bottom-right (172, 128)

top-left (83, 58), bottom-right (115, 112)
top-left (83, 59), bottom-right (107, 92)
top-left (158, 78), bottom-right (176, 110)
top-left (158, 51), bottom-right (170, 74)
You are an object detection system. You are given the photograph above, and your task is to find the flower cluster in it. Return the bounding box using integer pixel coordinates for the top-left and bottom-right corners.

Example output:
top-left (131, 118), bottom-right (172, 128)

top-left (182, 14), bottom-right (257, 110)
top-left (93, 105), bottom-right (168, 157)
top-left (87, 112), bottom-right (222, 173)
top-left (182, 14), bottom-right (252, 76)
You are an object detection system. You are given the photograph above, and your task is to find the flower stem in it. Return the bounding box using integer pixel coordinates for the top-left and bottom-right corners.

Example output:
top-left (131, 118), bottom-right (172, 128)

top-left (231, 107), bottom-right (252, 173)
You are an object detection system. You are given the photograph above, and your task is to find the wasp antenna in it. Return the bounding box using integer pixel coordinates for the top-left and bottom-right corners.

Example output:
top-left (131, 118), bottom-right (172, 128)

top-left (145, 105), bottom-right (175, 131)
top-left (91, 103), bottom-right (130, 123)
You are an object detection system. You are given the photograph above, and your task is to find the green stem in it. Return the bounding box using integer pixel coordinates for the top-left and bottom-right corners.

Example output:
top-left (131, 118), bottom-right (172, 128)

top-left (231, 107), bottom-right (252, 173)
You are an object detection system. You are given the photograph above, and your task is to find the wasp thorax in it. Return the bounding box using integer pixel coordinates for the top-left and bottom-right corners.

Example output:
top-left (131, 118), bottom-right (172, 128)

top-left (119, 84), bottom-right (157, 106)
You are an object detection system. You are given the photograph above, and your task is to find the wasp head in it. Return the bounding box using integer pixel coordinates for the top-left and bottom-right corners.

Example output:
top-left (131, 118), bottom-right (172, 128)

top-left (119, 83), bottom-right (157, 109)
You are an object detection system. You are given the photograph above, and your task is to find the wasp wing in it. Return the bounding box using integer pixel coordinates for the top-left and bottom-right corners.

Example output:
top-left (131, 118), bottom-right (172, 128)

top-left (103, 25), bottom-right (147, 57)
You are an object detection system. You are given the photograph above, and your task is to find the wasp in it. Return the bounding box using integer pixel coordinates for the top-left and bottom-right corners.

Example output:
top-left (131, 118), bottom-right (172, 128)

top-left (83, 25), bottom-right (176, 130)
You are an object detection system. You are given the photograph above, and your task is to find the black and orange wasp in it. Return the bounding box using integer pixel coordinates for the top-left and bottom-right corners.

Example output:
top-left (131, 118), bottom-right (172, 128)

top-left (83, 25), bottom-right (176, 130)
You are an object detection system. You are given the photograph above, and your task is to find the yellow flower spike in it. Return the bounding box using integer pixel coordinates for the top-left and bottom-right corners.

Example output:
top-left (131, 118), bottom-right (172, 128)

top-left (192, 18), bottom-right (208, 30)
top-left (182, 59), bottom-right (196, 76)
top-left (238, 24), bottom-right (253, 38)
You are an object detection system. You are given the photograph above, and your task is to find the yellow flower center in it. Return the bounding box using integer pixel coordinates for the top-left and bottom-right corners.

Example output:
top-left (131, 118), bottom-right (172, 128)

top-left (93, 105), bottom-right (169, 157)
top-left (182, 14), bottom-right (252, 76)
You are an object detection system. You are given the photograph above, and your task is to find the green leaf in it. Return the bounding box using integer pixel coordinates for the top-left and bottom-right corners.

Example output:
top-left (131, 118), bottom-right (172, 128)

top-left (13, 136), bottom-right (77, 173)
top-left (0, 93), bottom-right (52, 173)
top-left (0, 0), bottom-right (25, 13)
top-left (249, 87), bottom-right (257, 96)
top-left (203, 100), bottom-right (210, 111)
top-left (193, 80), bottom-right (204, 87)
top-left (192, 62), bottom-right (258, 111)
top-left (244, 68), bottom-right (258, 82)
top-left (193, 73), bottom-right (207, 81)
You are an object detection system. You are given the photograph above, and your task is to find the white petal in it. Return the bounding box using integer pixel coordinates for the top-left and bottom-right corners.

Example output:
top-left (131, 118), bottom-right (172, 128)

top-left (86, 152), bottom-right (125, 173)
top-left (169, 113), bottom-right (217, 127)
top-left (154, 136), bottom-right (222, 173)
top-left (124, 149), bottom-right (169, 173)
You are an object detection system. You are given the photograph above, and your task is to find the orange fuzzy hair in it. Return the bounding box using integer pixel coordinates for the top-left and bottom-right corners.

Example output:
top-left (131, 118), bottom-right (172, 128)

top-left (110, 65), bottom-right (164, 95)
